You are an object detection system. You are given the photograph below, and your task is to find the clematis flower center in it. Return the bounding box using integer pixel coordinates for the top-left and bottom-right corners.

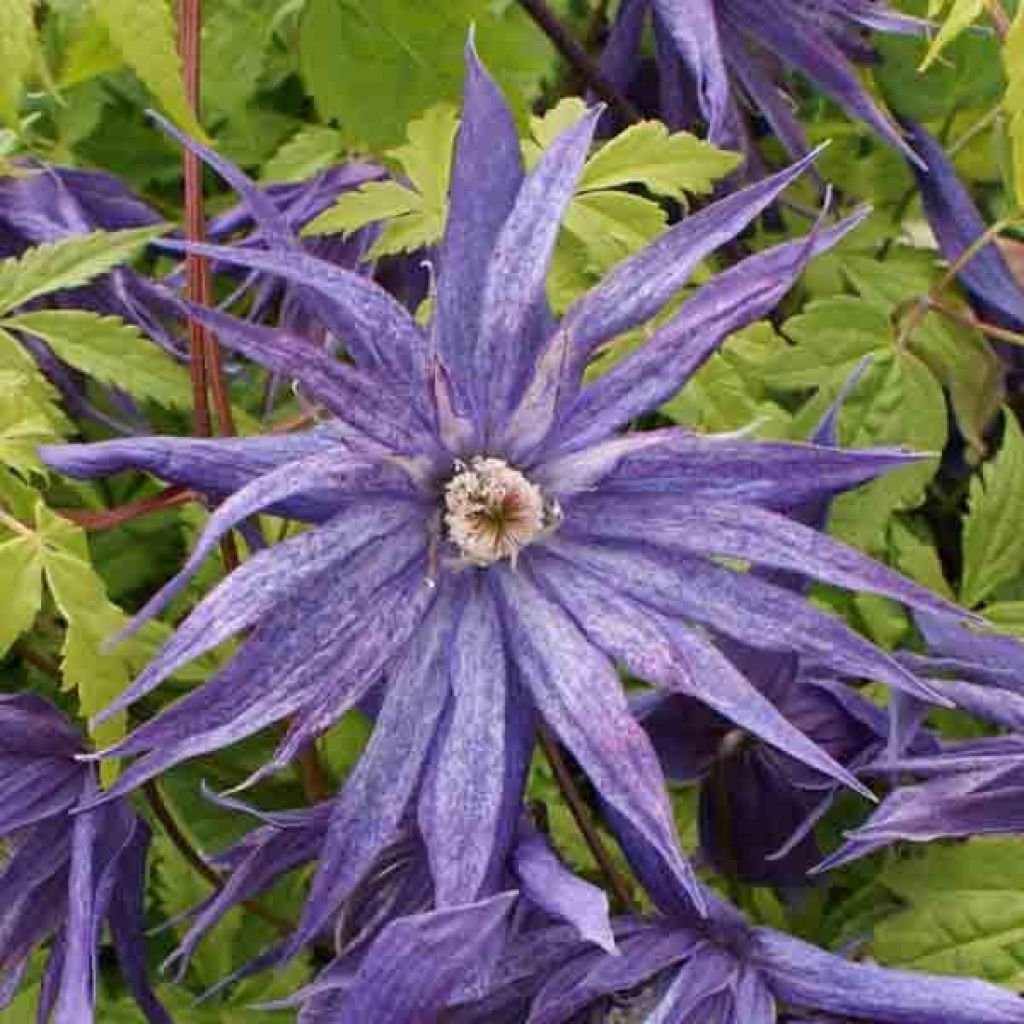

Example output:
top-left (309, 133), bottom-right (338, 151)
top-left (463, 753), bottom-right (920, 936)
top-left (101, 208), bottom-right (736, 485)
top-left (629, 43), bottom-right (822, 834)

top-left (443, 457), bottom-right (557, 566)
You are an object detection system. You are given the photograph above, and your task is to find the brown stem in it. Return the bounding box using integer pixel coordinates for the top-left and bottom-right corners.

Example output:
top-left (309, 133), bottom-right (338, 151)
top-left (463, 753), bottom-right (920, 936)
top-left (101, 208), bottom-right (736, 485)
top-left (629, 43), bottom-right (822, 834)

top-left (178, 0), bottom-right (239, 571)
top-left (516, 0), bottom-right (642, 125)
top-left (929, 297), bottom-right (1024, 347)
top-left (983, 0), bottom-right (1012, 38)
top-left (538, 723), bottom-right (640, 915)
top-left (57, 486), bottom-right (195, 531)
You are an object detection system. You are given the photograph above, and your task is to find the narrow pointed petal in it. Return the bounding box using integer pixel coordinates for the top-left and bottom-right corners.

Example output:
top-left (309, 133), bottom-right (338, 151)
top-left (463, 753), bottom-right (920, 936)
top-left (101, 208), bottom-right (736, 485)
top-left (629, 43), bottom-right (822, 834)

top-left (495, 564), bottom-right (702, 912)
top-left (902, 119), bottom-right (1024, 331)
top-left (723, 0), bottom-right (920, 163)
top-left (543, 537), bottom-right (946, 703)
top-left (477, 108), bottom-right (602, 418)
top-left (512, 822), bottom-right (615, 953)
top-left (559, 209), bottom-right (868, 447)
top-left (159, 238), bottom-right (427, 383)
top-left (538, 430), bottom-right (923, 509)
top-left (756, 927), bottom-right (1024, 1023)
top-left (39, 430), bottom-right (353, 521)
top-left (916, 612), bottom-right (1024, 690)
top-left (180, 302), bottom-right (425, 448)
top-left (561, 152), bottom-right (819, 363)
top-left (651, 0), bottom-right (737, 145)
top-left (419, 576), bottom-right (509, 905)
top-left (106, 822), bottom-right (172, 1024)
top-left (564, 499), bottom-right (967, 623)
top-left (532, 552), bottom-right (871, 799)
top-left (109, 501), bottom-right (422, 713)
top-left (436, 41), bottom-right (524, 412)
top-left (307, 894), bottom-right (516, 1024)
top-left (287, 580), bottom-right (464, 958)
top-left (108, 450), bottom-right (388, 645)
top-left (90, 554), bottom-right (431, 802)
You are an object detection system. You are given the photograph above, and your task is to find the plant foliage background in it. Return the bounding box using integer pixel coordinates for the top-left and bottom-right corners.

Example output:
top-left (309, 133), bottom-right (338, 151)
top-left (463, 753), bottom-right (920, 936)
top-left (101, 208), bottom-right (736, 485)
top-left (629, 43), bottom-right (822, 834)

top-left (2, 0), bottom-right (1024, 1021)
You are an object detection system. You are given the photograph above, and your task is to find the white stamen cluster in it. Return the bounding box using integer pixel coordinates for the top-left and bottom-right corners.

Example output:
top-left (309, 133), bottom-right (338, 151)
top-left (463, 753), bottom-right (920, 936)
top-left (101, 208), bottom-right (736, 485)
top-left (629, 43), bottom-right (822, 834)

top-left (444, 457), bottom-right (550, 566)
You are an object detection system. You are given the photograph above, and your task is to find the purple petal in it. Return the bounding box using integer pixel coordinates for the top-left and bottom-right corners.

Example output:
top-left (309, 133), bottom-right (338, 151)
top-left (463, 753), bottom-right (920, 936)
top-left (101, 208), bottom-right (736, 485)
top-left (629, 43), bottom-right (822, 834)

top-left (419, 577), bottom-right (511, 905)
top-left (286, 578), bottom-right (464, 958)
top-left (436, 40), bottom-right (524, 418)
top-left (557, 208), bottom-right (868, 447)
top-left (542, 536), bottom-right (945, 703)
top-left (495, 564), bottom-right (702, 912)
top-left (755, 926), bottom-right (1024, 1023)
top-left (561, 152), bottom-right (819, 364)
top-left (902, 119), bottom-right (1024, 332)
top-left (477, 107), bottom-right (602, 419)
top-left (512, 821), bottom-right (615, 952)
top-left (307, 893), bottom-right (516, 1024)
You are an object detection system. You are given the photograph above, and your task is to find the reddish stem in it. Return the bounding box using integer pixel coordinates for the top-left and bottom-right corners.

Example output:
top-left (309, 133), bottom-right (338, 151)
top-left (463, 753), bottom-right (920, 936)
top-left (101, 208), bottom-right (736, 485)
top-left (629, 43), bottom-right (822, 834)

top-left (57, 486), bottom-right (195, 531)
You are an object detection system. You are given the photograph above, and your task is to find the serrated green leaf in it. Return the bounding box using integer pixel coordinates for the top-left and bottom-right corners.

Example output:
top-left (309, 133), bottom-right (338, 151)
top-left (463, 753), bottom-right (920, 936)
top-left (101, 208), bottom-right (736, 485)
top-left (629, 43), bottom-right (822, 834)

top-left (93, 0), bottom-right (209, 141)
top-left (960, 412), bottom-right (1024, 607)
top-left (304, 104), bottom-right (459, 257)
top-left (0, 524), bottom-right (43, 656)
top-left (562, 190), bottom-right (666, 274)
top-left (0, 225), bottom-right (165, 314)
top-left (920, 0), bottom-right (985, 69)
top-left (5, 309), bottom-right (195, 407)
top-left (201, 0), bottom-right (274, 120)
top-left (828, 349), bottom-right (947, 549)
top-left (262, 124), bottom-right (345, 183)
top-left (526, 97), bottom-right (589, 158)
top-left (875, 839), bottom-right (1024, 989)
top-left (577, 120), bottom-right (741, 200)
top-left (0, 368), bottom-right (68, 472)
top-left (0, 0), bottom-right (38, 125)
top-left (58, 12), bottom-right (124, 88)
top-left (298, 0), bottom-right (547, 151)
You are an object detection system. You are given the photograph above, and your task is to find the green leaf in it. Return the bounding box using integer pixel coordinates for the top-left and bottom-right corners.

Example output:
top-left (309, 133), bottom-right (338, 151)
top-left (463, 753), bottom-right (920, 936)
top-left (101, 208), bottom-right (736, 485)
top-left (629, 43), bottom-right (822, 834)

top-left (525, 97), bottom-right (589, 157)
top-left (0, 519), bottom-right (43, 656)
top-left (0, 0), bottom-right (38, 125)
top-left (561, 190), bottom-right (666, 274)
top-left (262, 124), bottom-right (345, 183)
top-left (93, 0), bottom-right (209, 141)
top-left (0, 363), bottom-right (69, 473)
top-left (577, 120), bottom-right (741, 200)
top-left (5, 309), bottom-right (196, 407)
top-left (58, 12), bottom-right (124, 89)
top-left (920, 0), bottom-right (985, 69)
top-left (960, 412), bottom-right (1024, 607)
top-left (828, 349), bottom-right (947, 550)
top-left (1006, 8), bottom-right (1024, 208)
top-left (0, 225), bottom-right (165, 314)
top-left (874, 839), bottom-right (1024, 989)
top-left (298, 0), bottom-right (547, 151)
top-left (304, 104), bottom-right (459, 256)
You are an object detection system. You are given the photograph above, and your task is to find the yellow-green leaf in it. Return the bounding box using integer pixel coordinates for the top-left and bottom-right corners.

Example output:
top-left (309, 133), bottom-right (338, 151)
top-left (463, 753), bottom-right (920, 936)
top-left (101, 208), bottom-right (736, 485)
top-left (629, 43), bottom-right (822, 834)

top-left (93, 0), bottom-right (209, 141)
top-left (0, 225), bottom-right (165, 314)
top-left (1006, 8), bottom-right (1024, 208)
top-left (5, 309), bottom-right (195, 407)
top-left (0, 0), bottom-right (38, 125)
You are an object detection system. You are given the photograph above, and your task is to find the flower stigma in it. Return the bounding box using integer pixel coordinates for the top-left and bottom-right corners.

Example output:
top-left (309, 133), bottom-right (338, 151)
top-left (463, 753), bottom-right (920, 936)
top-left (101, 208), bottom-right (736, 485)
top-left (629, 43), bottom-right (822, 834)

top-left (443, 456), bottom-right (560, 566)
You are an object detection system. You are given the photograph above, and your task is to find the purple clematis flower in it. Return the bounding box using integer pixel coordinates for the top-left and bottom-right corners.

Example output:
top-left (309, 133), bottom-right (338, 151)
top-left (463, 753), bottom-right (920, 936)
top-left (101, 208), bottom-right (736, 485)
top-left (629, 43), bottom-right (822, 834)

top-left (0, 694), bottom-right (168, 1024)
top-left (445, 883), bottom-right (1024, 1023)
top-left (601, 0), bottom-right (924, 163)
top-left (820, 614), bottom-right (1024, 868)
top-left (42, 43), bottom-right (970, 957)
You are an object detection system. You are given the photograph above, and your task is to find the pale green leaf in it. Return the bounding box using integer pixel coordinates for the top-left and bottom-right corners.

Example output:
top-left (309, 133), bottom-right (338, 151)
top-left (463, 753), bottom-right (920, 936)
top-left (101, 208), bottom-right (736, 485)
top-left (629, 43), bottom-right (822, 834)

top-left (0, 368), bottom-right (68, 472)
top-left (562, 190), bottom-right (666, 274)
top-left (0, 225), bottom-right (165, 314)
top-left (5, 309), bottom-right (195, 407)
top-left (389, 102), bottom-right (459, 206)
top-left (0, 0), bottom-right (38, 124)
top-left (874, 839), bottom-right (1024, 989)
top-left (58, 12), bottom-right (124, 88)
top-left (960, 412), bottom-right (1024, 607)
top-left (525, 97), bottom-right (589, 162)
top-left (828, 350), bottom-right (947, 550)
top-left (262, 124), bottom-right (345, 183)
top-left (920, 0), bottom-right (984, 69)
top-left (305, 180), bottom-right (422, 240)
top-left (1006, 9), bottom-right (1024, 208)
top-left (298, 0), bottom-right (548, 151)
top-left (577, 121), bottom-right (741, 200)
top-left (93, 0), bottom-right (209, 141)
top-left (0, 528), bottom-right (43, 656)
